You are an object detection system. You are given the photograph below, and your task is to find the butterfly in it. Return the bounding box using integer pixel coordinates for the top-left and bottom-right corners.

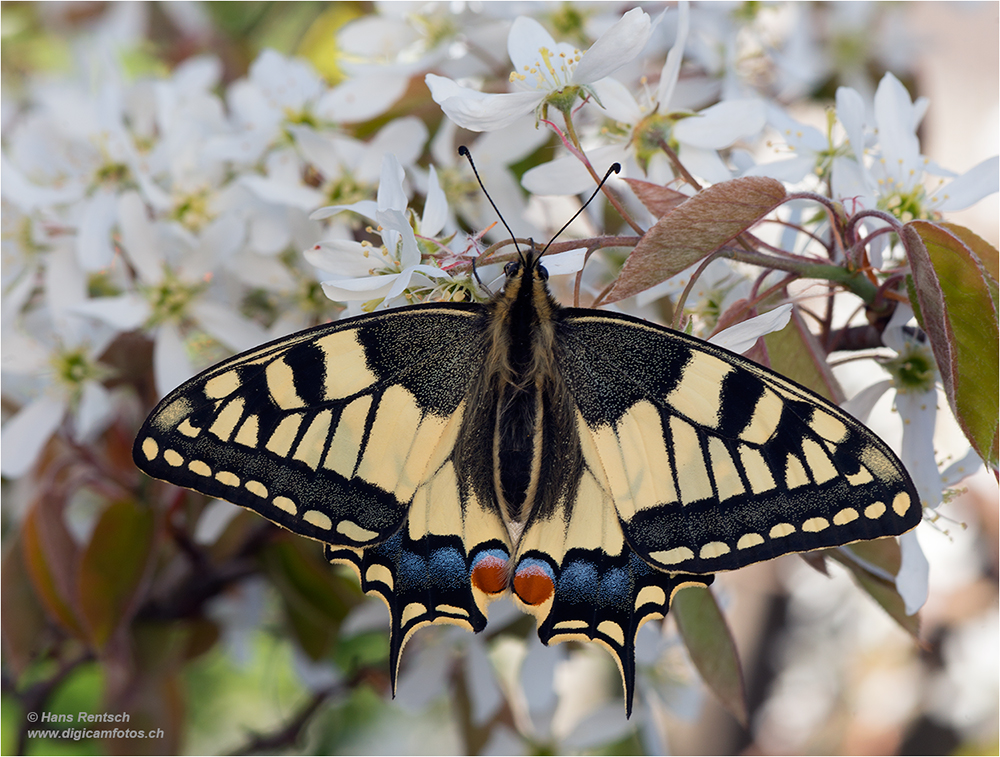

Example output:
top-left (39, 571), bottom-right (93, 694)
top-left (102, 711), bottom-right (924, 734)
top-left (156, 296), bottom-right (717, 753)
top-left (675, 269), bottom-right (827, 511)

top-left (133, 150), bottom-right (921, 716)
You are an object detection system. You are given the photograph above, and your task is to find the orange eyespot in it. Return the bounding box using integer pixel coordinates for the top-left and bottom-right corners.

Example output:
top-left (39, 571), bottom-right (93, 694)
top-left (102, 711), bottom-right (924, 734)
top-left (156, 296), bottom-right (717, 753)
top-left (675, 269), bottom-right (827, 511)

top-left (513, 558), bottom-right (555, 606)
top-left (470, 549), bottom-right (509, 595)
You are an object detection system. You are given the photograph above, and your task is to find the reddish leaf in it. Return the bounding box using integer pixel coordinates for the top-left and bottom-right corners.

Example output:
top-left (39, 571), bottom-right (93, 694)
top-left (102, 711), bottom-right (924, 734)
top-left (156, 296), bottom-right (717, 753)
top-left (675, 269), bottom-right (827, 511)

top-left (622, 178), bottom-right (689, 217)
top-left (1, 532), bottom-right (52, 676)
top-left (606, 177), bottom-right (787, 303)
top-left (673, 584), bottom-right (748, 726)
top-left (20, 498), bottom-right (85, 637)
top-left (903, 221), bottom-right (999, 467)
top-left (77, 500), bottom-right (156, 650)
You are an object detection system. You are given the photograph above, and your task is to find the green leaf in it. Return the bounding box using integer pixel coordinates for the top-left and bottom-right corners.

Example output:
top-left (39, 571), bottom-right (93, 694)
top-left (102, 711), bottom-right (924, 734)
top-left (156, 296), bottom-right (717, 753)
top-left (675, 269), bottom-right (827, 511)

top-left (260, 538), bottom-right (361, 660)
top-left (765, 307), bottom-right (845, 403)
top-left (77, 500), bottom-right (157, 650)
top-left (672, 585), bottom-right (748, 726)
top-left (903, 221), bottom-right (999, 468)
top-left (606, 176), bottom-right (787, 303)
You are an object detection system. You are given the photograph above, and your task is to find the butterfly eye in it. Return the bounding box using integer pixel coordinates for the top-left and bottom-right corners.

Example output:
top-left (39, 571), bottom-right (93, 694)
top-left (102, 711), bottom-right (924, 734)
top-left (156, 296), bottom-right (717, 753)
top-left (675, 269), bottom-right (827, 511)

top-left (504, 261), bottom-right (521, 277)
top-left (537, 265), bottom-right (549, 281)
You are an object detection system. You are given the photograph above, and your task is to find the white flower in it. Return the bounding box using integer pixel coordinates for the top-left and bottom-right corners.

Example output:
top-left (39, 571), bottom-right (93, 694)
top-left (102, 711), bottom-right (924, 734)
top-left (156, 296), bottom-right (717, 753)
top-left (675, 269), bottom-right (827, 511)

top-left (73, 192), bottom-right (266, 397)
top-left (1, 245), bottom-right (117, 478)
top-left (308, 154), bottom-right (455, 312)
top-left (839, 305), bottom-right (984, 614)
top-left (426, 8), bottom-right (652, 132)
top-left (205, 49), bottom-right (410, 168)
top-left (522, 3), bottom-right (765, 194)
top-left (832, 73), bottom-right (999, 225)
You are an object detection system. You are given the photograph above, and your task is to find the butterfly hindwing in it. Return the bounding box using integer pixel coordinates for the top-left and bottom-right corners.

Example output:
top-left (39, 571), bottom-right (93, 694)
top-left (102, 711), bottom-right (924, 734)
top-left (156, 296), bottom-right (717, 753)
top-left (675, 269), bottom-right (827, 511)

top-left (510, 458), bottom-right (714, 714)
top-left (554, 309), bottom-right (922, 574)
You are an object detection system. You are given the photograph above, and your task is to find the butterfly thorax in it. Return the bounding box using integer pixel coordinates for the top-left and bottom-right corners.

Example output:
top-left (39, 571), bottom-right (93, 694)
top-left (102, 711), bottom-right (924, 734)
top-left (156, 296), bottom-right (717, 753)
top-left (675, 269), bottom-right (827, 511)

top-left (478, 257), bottom-right (580, 533)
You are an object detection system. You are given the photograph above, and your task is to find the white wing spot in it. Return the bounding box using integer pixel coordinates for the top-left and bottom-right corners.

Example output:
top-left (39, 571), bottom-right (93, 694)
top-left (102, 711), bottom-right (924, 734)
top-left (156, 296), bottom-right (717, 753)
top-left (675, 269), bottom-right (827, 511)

top-left (665, 354), bottom-right (731, 429)
top-left (245, 480), bottom-right (268, 498)
top-left (833, 507), bottom-right (859, 525)
top-left (336, 519), bottom-right (379, 542)
top-left (784, 453), bottom-right (811, 489)
top-left (650, 546), bottom-right (694, 565)
top-left (740, 445), bottom-right (776, 494)
top-left (699, 541), bottom-right (731, 559)
top-left (141, 437), bottom-right (159, 461)
top-left (892, 492), bottom-right (912, 516)
top-left (273, 496), bottom-right (297, 515)
top-left (740, 389), bottom-right (783, 444)
top-left (597, 620), bottom-right (625, 646)
top-left (401, 602), bottom-right (427, 625)
top-left (847, 466), bottom-right (874, 485)
top-left (265, 414), bottom-right (302, 457)
top-left (188, 459), bottom-right (211, 477)
top-left (209, 398), bottom-right (245, 442)
top-left (635, 585), bottom-right (667, 609)
top-left (865, 502), bottom-right (887, 519)
top-left (215, 471), bottom-right (240, 487)
top-left (365, 563), bottom-right (393, 589)
top-left (164, 449), bottom-right (184, 467)
top-left (234, 414), bottom-right (260, 448)
top-left (769, 523), bottom-right (795, 538)
top-left (802, 517), bottom-right (829, 532)
top-left (808, 411), bottom-right (848, 443)
top-left (266, 357), bottom-right (305, 410)
top-left (204, 370), bottom-right (241, 400)
top-left (303, 510), bottom-right (333, 530)
top-left (737, 533), bottom-right (764, 550)
top-left (177, 418), bottom-right (201, 438)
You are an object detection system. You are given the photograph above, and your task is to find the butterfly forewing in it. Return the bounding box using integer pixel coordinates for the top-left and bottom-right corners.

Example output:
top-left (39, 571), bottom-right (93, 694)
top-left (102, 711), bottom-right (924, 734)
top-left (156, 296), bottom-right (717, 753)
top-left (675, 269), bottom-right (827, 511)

top-left (554, 309), bottom-right (922, 574)
top-left (134, 304), bottom-right (503, 549)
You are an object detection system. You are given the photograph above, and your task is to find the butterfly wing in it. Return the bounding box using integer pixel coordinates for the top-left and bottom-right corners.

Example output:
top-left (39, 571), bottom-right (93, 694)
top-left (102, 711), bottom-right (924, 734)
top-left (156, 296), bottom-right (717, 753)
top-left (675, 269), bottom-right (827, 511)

top-left (134, 304), bottom-right (512, 681)
top-left (555, 309), bottom-right (921, 574)
top-left (508, 307), bottom-right (919, 713)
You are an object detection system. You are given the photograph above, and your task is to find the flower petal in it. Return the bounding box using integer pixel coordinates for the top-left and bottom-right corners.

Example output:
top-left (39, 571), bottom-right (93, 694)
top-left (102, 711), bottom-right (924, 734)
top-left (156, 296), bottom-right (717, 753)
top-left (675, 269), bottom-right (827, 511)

top-left (421, 165), bottom-right (448, 238)
top-left (376, 153), bottom-right (408, 214)
top-left (154, 323), bottom-right (194, 398)
top-left (316, 72), bottom-right (409, 123)
top-left (937, 156), bottom-right (999, 212)
top-left (426, 74), bottom-right (541, 132)
top-left (674, 99), bottom-right (766, 149)
top-left (896, 530), bottom-right (929, 615)
top-left (74, 380), bottom-right (113, 441)
top-left (572, 9), bottom-right (652, 85)
top-left (190, 300), bottom-right (268, 353)
top-left (0, 394), bottom-right (68, 478)
top-left (708, 304), bottom-right (792, 354)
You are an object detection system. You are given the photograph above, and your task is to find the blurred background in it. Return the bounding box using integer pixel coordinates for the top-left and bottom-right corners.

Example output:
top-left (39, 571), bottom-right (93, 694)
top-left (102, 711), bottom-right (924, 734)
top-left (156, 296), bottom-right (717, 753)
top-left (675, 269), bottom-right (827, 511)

top-left (1, 2), bottom-right (997, 754)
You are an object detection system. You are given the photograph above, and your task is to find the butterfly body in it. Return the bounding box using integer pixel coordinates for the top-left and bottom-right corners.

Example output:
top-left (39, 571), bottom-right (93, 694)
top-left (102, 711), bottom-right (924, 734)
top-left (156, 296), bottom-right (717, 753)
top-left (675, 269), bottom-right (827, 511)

top-left (134, 248), bottom-right (919, 715)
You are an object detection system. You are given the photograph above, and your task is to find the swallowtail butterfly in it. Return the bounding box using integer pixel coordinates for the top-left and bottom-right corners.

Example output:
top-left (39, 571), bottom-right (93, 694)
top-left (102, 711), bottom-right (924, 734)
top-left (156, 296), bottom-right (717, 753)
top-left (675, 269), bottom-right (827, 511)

top-left (133, 150), bottom-right (920, 715)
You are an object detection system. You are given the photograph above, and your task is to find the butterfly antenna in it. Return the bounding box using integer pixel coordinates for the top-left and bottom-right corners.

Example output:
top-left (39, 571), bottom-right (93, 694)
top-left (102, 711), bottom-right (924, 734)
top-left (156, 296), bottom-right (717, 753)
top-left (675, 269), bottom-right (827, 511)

top-left (458, 146), bottom-right (523, 262)
top-left (541, 162), bottom-right (621, 255)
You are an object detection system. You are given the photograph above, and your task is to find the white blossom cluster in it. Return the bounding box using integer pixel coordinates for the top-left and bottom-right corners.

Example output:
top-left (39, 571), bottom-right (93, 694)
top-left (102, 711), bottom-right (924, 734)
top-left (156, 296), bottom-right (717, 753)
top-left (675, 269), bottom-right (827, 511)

top-left (2, 2), bottom-right (996, 753)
